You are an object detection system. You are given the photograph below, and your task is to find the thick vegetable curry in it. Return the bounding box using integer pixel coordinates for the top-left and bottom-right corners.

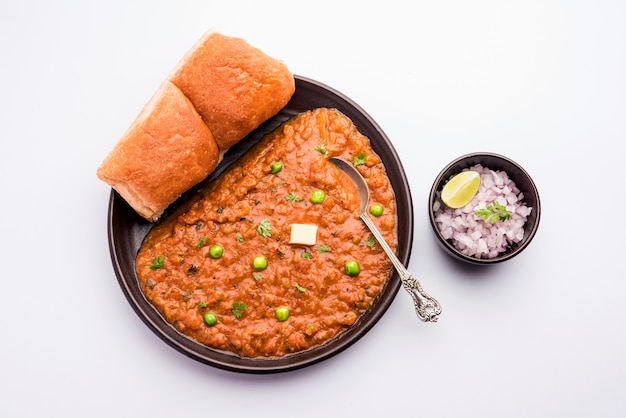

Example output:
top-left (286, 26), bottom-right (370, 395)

top-left (136, 108), bottom-right (398, 358)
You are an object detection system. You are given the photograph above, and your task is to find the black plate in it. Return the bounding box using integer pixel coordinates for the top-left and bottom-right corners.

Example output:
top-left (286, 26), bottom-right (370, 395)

top-left (107, 75), bottom-right (414, 373)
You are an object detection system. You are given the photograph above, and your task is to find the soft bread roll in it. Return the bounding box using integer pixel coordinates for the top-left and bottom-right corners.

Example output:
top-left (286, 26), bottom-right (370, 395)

top-left (98, 32), bottom-right (295, 221)
top-left (97, 80), bottom-right (220, 221)
top-left (169, 31), bottom-right (295, 150)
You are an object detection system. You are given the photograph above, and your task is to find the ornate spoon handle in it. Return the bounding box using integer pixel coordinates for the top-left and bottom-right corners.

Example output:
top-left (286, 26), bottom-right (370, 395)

top-left (360, 213), bottom-right (442, 322)
top-left (329, 156), bottom-right (442, 322)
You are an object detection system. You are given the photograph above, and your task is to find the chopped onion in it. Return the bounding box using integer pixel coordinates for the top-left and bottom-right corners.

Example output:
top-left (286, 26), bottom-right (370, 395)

top-left (433, 164), bottom-right (532, 259)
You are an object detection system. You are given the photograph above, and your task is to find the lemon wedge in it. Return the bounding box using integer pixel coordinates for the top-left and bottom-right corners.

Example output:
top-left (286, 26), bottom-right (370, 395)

top-left (441, 170), bottom-right (481, 208)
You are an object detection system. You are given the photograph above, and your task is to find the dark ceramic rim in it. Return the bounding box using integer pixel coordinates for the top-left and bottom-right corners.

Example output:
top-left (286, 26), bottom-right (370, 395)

top-left (106, 75), bottom-right (413, 373)
top-left (428, 152), bottom-right (541, 265)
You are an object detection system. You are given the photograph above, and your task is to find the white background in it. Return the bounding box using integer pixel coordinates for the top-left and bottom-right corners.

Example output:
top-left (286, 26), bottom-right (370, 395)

top-left (1, 1), bottom-right (625, 417)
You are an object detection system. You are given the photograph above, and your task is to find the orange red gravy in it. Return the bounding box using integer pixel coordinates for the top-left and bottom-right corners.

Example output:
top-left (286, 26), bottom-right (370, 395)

top-left (136, 108), bottom-right (398, 357)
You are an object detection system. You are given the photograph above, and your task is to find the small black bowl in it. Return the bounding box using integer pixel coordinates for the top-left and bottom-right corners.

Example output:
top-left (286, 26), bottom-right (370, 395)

top-left (428, 152), bottom-right (541, 265)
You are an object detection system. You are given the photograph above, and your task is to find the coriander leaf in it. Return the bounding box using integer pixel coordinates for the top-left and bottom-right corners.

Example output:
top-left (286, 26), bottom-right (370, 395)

top-left (231, 301), bottom-right (248, 318)
top-left (198, 301), bottom-right (207, 308)
top-left (236, 234), bottom-right (245, 243)
top-left (317, 244), bottom-right (331, 252)
top-left (285, 192), bottom-right (303, 202)
top-left (314, 144), bottom-right (327, 155)
top-left (256, 219), bottom-right (272, 238)
top-left (352, 153), bottom-right (366, 166)
top-left (253, 273), bottom-right (263, 281)
top-left (150, 255), bottom-right (165, 270)
top-left (196, 235), bottom-right (207, 249)
top-left (475, 202), bottom-right (511, 223)
top-left (365, 235), bottom-right (377, 249)
top-left (300, 251), bottom-right (312, 260)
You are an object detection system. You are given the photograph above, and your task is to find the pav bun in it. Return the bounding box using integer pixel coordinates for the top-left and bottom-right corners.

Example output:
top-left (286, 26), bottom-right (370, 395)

top-left (169, 31), bottom-right (295, 150)
top-left (97, 80), bottom-right (220, 221)
top-left (97, 32), bottom-right (295, 221)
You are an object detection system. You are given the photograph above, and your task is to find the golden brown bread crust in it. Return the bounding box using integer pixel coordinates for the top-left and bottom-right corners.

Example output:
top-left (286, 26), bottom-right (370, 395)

top-left (169, 32), bottom-right (295, 150)
top-left (97, 80), bottom-right (220, 221)
top-left (98, 32), bottom-right (295, 221)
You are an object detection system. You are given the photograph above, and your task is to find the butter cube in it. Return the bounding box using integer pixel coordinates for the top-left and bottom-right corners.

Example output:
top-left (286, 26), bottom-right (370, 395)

top-left (289, 224), bottom-right (318, 246)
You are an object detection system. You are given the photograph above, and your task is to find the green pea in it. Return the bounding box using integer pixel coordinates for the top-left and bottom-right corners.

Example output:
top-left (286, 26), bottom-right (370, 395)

top-left (209, 244), bottom-right (223, 259)
top-left (275, 306), bottom-right (290, 321)
top-left (271, 160), bottom-right (283, 174)
top-left (203, 312), bottom-right (217, 326)
top-left (253, 255), bottom-right (268, 270)
top-left (369, 203), bottom-right (384, 217)
top-left (310, 190), bottom-right (325, 204)
top-left (344, 260), bottom-right (360, 276)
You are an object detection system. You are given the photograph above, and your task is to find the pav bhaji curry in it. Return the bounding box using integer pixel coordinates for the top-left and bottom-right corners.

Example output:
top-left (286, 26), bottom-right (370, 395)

top-left (135, 108), bottom-right (398, 358)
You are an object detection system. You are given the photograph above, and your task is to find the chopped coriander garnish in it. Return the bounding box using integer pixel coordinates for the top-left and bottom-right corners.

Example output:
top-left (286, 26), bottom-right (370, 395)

top-left (475, 202), bottom-right (511, 223)
top-left (365, 235), bottom-right (377, 249)
top-left (285, 192), bottom-right (303, 202)
top-left (253, 273), bottom-right (263, 281)
top-left (236, 234), bottom-right (245, 243)
top-left (352, 153), bottom-right (366, 166)
top-left (196, 235), bottom-right (207, 249)
top-left (300, 251), bottom-right (312, 260)
top-left (315, 144), bottom-right (327, 155)
top-left (256, 219), bottom-right (272, 238)
top-left (231, 301), bottom-right (248, 318)
top-left (198, 301), bottom-right (207, 308)
top-left (150, 255), bottom-right (165, 270)
top-left (317, 244), bottom-right (331, 252)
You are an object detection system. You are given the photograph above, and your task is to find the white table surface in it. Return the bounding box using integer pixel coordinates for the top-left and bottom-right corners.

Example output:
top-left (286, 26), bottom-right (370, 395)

top-left (2, 1), bottom-right (625, 417)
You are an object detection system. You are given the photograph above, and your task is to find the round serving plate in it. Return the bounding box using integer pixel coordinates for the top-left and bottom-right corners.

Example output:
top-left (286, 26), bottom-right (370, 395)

top-left (107, 75), bottom-right (414, 373)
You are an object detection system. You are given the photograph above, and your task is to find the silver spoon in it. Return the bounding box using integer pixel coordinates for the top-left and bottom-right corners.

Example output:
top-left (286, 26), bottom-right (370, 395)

top-left (330, 157), bottom-right (442, 322)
